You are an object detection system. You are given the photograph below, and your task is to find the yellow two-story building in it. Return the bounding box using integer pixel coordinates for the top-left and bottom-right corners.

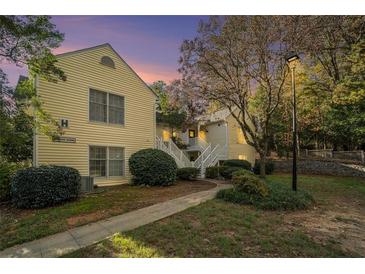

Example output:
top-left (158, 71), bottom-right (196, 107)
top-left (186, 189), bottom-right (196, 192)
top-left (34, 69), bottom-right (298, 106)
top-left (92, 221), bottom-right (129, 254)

top-left (33, 44), bottom-right (157, 186)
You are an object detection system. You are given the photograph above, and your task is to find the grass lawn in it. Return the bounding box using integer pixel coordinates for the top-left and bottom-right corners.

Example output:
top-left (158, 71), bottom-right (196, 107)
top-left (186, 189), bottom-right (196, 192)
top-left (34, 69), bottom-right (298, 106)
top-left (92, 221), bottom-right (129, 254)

top-left (0, 180), bottom-right (216, 251)
top-left (65, 174), bottom-right (365, 258)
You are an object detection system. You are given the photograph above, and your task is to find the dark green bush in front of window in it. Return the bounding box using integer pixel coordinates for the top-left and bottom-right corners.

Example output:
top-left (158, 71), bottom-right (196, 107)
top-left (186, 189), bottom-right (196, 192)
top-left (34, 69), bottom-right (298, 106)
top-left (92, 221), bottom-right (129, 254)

top-left (11, 165), bottom-right (81, 209)
top-left (129, 149), bottom-right (177, 186)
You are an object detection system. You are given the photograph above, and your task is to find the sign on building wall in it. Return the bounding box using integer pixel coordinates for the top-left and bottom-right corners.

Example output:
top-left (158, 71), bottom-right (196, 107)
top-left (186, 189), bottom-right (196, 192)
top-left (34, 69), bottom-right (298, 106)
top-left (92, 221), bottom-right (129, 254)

top-left (53, 136), bottom-right (77, 143)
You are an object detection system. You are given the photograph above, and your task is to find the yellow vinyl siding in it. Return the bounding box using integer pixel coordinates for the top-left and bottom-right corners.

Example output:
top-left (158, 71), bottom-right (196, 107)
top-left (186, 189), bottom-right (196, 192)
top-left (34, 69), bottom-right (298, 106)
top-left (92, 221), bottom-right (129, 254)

top-left (226, 112), bottom-right (256, 165)
top-left (36, 45), bottom-right (156, 185)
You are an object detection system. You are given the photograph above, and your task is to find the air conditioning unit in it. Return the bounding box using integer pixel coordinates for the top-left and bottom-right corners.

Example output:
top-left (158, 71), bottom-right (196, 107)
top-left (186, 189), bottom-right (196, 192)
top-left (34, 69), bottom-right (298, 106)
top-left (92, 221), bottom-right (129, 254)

top-left (80, 176), bottom-right (94, 193)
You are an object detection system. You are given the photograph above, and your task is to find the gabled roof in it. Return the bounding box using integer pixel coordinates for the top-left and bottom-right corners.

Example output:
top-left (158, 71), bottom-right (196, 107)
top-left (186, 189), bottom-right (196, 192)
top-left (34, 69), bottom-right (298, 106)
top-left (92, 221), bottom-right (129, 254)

top-left (56, 43), bottom-right (157, 97)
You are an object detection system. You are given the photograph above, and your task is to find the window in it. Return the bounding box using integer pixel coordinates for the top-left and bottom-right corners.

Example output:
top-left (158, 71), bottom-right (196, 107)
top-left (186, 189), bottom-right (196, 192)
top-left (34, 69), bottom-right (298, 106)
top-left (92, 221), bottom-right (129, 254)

top-left (89, 146), bottom-right (107, 177)
top-left (89, 89), bottom-right (125, 126)
top-left (100, 56), bottom-right (115, 68)
top-left (109, 147), bottom-right (124, 176)
top-left (89, 146), bottom-right (124, 177)
top-left (189, 129), bottom-right (196, 138)
top-left (109, 94), bottom-right (124, 125)
top-left (89, 89), bottom-right (107, 123)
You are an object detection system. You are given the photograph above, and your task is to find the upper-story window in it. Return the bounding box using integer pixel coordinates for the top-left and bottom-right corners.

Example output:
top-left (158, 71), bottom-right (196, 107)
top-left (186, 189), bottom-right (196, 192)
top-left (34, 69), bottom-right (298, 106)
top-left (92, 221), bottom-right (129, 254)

top-left (89, 89), bottom-right (125, 126)
top-left (100, 56), bottom-right (115, 68)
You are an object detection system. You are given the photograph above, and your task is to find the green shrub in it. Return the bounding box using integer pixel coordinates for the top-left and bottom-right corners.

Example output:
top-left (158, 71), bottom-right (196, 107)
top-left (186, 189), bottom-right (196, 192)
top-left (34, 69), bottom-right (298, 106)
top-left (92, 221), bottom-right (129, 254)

top-left (231, 174), bottom-right (269, 197)
top-left (217, 181), bottom-right (314, 211)
top-left (0, 161), bottom-right (21, 201)
top-left (216, 188), bottom-right (253, 204)
top-left (11, 165), bottom-right (81, 209)
top-left (129, 149), bottom-right (177, 186)
top-left (205, 166), bottom-right (220, 179)
top-left (177, 167), bottom-right (199, 180)
top-left (253, 160), bottom-right (275, 175)
top-left (219, 166), bottom-right (243, 180)
top-left (231, 169), bottom-right (255, 177)
top-left (258, 182), bottom-right (314, 210)
top-left (223, 159), bottom-right (251, 170)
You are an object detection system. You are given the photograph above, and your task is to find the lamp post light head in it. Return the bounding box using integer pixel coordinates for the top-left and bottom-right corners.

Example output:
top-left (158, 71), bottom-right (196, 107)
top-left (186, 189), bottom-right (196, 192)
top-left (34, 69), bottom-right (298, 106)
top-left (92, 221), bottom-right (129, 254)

top-left (285, 52), bottom-right (300, 63)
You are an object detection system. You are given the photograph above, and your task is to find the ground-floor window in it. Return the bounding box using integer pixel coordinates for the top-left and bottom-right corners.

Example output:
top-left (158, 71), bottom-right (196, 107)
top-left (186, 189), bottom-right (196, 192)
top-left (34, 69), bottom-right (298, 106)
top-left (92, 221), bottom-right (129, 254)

top-left (89, 146), bottom-right (124, 177)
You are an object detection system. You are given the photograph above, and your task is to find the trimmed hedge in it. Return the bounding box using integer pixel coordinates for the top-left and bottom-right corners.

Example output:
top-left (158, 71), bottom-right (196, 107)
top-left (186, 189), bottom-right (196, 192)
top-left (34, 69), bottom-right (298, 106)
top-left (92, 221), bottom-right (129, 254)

top-left (205, 166), bottom-right (247, 180)
top-left (223, 159), bottom-right (251, 170)
top-left (11, 165), bottom-right (81, 209)
top-left (253, 160), bottom-right (275, 175)
top-left (129, 149), bottom-right (177, 186)
top-left (177, 167), bottom-right (199, 180)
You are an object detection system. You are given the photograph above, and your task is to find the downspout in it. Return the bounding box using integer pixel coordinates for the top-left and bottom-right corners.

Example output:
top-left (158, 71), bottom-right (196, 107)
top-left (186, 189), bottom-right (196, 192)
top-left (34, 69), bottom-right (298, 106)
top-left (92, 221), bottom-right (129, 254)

top-left (32, 75), bottom-right (39, 167)
top-left (153, 99), bottom-right (157, 148)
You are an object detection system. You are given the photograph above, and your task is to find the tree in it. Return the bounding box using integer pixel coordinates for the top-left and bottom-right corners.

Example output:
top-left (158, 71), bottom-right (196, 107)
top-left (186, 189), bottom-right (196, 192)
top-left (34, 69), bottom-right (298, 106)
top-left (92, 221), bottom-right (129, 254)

top-left (296, 16), bottom-right (365, 150)
top-left (0, 16), bottom-right (65, 162)
top-left (178, 16), bottom-right (295, 176)
top-left (167, 79), bottom-right (208, 126)
top-left (150, 80), bottom-right (169, 113)
top-left (325, 38), bottom-right (365, 149)
top-left (151, 80), bottom-right (188, 135)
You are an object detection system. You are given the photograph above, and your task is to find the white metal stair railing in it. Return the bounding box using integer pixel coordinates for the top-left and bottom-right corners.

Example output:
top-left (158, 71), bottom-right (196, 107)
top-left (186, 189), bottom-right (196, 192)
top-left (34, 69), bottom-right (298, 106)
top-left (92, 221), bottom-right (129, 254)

top-left (155, 136), bottom-right (192, 168)
top-left (200, 144), bottom-right (228, 177)
top-left (193, 144), bottom-right (212, 169)
top-left (168, 137), bottom-right (192, 167)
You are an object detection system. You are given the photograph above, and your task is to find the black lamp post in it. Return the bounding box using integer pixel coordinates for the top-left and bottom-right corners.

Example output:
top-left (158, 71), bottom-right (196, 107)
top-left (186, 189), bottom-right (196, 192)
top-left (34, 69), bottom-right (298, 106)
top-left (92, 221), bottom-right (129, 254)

top-left (286, 52), bottom-right (300, 191)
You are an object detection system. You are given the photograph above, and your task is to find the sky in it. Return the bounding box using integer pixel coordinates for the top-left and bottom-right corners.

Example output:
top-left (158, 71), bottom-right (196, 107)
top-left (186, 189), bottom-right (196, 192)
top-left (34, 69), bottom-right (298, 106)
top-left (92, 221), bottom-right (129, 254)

top-left (2, 15), bottom-right (207, 87)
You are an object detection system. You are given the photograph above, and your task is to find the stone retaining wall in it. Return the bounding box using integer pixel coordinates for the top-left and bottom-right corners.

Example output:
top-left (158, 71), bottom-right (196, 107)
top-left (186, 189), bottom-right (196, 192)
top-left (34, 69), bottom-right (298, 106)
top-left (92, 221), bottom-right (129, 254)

top-left (273, 159), bottom-right (365, 177)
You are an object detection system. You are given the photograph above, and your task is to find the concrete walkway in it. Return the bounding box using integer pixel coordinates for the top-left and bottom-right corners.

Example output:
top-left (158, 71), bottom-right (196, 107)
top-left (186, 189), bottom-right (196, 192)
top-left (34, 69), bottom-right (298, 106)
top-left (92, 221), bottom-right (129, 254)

top-left (0, 181), bottom-right (231, 258)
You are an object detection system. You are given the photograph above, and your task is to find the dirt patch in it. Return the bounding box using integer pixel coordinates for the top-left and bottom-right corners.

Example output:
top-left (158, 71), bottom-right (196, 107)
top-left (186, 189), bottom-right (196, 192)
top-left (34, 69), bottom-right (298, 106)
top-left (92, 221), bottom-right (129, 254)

top-left (283, 206), bottom-right (365, 256)
top-left (66, 207), bottom-right (123, 227)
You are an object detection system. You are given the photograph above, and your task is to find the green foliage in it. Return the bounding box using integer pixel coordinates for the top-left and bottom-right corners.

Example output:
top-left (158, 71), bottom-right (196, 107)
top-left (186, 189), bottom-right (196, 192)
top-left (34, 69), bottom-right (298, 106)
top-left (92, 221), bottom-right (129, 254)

top-left (11, 165), bottom-right (81, 209)
top-left (0, 161), bottom-right (26, 201)
top-left (253, 160), bottom-right (274, 175)
top-left (219, 166), bottom-right (243, 180)
top-left (231, 169), bottom-right (255, 177)
top-left (150, 81), bottom-right (168, 113)
top-left (231, 173), bottom-right (269, 197)
top-left (223, 159), bottom-right (251, 170)
top-left (156, 110), bottom-right (187, 131)
top-left (177, 167), bottom-right (199, 180)
top-left (0, 16), bottom-right (66, 162)
top-left (205, 166), bottom-right (220, 179)
top-left (0, 110), bottom-right (33, 162)
top-left (129, 149), bottom-right (177, 186)
top-left (217, 181), bottom-right (314, 211)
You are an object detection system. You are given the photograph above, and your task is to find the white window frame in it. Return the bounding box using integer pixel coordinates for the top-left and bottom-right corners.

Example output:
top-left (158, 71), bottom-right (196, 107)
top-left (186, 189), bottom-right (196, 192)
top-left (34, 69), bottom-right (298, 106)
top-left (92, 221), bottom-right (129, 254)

top-left (88, 145), bottom-right (125, 178)
top-left (89, 88), bottom-right (125, 126)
